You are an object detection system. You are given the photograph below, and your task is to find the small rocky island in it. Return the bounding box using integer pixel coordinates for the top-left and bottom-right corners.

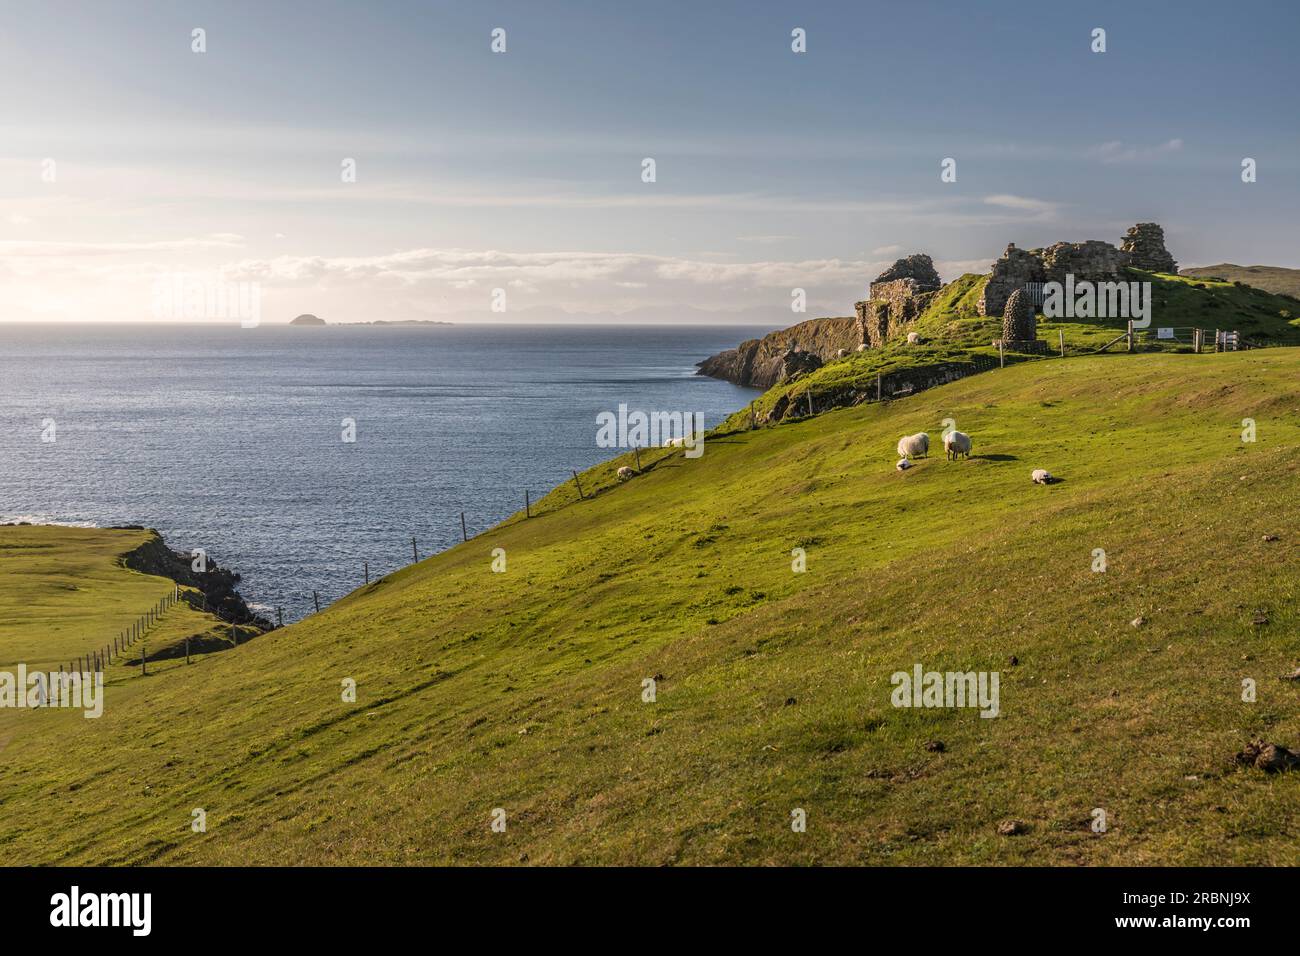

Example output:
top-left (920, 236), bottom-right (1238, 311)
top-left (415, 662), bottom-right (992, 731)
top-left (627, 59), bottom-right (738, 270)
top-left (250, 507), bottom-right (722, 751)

top-left (289, 313), bottom-right (326, 326)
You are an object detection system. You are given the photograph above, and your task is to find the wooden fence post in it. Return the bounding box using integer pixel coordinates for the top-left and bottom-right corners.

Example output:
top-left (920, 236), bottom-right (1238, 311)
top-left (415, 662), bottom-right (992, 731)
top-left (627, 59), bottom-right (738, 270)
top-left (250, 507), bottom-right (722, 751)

top-left (1058, 330), bottom-right (1065, 357)
top-left (525, 489), bottom-right (532, 518)
top-left (998, 342), bottom-right (1005, 368)
top-left (570, 474), bottom-right (584, 501)
top-left (749, 401), bottom-right (756, 429)
top-left (1127, 320), bottom-right (1134, 352)
top-left (185, 636), bottom-right (190, 665)
top-left (141, 642), bottom-right (146, 676)
top-left (364, 560), bottom-right (369, 584)
top-left (411, 536), bottom-right (418, 563)
top-left (806, 390), bottom-right (813, 417)
top-left (633, 446), bottom-right (642, 472)
top-left (876, 373), bottom-right (882, 402)
top-left (313, 591), bottom-right (320, 613)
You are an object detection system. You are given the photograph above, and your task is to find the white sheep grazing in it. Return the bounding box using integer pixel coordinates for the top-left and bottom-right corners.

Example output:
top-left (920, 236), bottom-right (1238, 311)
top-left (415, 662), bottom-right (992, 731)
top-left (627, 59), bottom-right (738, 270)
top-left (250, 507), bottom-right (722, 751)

top-left (836, 348), bottom-right (848, 358)
top-left (856, 343), bottom-right (869, 352)
top-left (1031, 468), bottom-right (1053, 485)
top-left (906, 331), bottom-right (920, 345)
top-left (943, 430), bottom-right (972, 460)
top-left (896, 432), bottom-right (930, 460)
top-left (617, 466), bottom-right (636, 481)
top-left (896, 458), bottom-right (912, 471)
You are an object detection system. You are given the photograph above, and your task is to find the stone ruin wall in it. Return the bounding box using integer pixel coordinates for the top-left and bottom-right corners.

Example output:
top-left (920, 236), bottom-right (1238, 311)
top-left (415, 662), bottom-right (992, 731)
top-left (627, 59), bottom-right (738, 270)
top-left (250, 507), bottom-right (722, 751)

top-left (976, 223), bottom-right (1177, 316)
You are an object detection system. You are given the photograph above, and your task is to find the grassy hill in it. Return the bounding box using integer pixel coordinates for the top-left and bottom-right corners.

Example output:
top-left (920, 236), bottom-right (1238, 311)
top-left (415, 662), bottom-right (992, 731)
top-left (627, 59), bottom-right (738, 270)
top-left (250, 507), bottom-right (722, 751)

top-left (4, 350), bottom-right (1300, 865)
top-left (749, 269), bottom-right (1300, 424)
top-left (1182, 263), bottom-right (1300, 298)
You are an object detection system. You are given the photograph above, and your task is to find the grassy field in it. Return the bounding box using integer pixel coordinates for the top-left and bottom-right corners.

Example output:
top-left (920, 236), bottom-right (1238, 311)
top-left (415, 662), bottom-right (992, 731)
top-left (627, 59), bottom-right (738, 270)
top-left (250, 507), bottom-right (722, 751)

top-left (0, 525), bottom-right (235, 670)
top-left (1182, 263), bottom-right (1300, 299)
top-left (2, 349), bottom-right (1300, 865)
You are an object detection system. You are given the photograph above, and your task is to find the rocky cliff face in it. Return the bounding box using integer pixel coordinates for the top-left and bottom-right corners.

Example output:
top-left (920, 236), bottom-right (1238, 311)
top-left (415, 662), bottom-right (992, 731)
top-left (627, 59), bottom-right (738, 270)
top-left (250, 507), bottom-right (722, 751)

top-left (122, 531), bottom-right (273, 629)
top-left (695, 317), bottom-right (860, 388)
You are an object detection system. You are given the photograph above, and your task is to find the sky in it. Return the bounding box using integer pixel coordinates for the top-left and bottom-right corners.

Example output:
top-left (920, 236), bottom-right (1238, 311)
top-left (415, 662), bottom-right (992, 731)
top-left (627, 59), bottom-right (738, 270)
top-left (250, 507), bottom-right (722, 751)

top-left (1, 0), bottom-right (1296, 324)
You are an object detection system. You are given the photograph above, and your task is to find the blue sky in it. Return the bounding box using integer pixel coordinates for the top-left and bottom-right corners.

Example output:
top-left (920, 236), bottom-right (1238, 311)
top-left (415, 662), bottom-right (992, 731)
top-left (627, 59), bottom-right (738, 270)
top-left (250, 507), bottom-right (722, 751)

top-left (1, 0), bottom-right (1296, 322)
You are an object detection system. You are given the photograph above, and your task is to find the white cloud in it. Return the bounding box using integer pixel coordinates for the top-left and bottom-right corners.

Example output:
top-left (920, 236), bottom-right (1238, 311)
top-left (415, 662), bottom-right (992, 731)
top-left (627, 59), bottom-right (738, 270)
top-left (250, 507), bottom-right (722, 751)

top-left (1087, 138), bottom-right (1184, 164)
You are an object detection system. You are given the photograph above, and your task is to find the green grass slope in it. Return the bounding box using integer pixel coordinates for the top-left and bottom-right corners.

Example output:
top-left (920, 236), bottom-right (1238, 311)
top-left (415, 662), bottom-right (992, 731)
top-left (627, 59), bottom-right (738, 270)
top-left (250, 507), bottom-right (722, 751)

top-left (3, 351), bottom-right (1300, 865)
top-left (1182, 263), bottom-right (1300, 299)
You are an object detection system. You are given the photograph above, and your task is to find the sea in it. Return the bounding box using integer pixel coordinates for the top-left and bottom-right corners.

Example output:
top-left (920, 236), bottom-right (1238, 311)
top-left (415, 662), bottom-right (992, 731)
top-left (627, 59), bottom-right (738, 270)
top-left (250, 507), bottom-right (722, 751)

top-left (0, 323), bottom-right (769, 620)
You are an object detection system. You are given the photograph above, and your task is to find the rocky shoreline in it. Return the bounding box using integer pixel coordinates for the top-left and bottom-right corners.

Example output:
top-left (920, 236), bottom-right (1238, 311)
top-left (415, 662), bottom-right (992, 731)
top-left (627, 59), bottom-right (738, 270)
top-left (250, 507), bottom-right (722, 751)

top-left (118, 527), bottom-right (274, 630)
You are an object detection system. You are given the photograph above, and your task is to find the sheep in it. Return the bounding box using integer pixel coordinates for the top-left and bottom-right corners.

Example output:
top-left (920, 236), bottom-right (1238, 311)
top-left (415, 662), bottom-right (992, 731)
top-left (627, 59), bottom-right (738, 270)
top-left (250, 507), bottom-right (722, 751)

top-left (943, 430), bottom-right (972, 460)
top-left (896, 432), bottom-right (930, 460)
top-left (856, 343), bottom-right (869, 352)
top-left (836, 348), bottom-right (848, 359)
top-left (896, 458), bottom-right (912, 471)
top-left (617, 466), bottom-right (636, 481)
top-left (906, 331), bottom-right (920, 345)
top-left (1031, 468), bottom-right (1054, 485)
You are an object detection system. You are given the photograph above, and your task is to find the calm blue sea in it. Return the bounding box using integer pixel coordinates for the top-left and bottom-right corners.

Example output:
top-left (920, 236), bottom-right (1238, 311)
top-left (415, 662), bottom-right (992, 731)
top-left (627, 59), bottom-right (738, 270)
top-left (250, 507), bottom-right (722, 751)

top-left (0, 323), bottom-right (767, 620)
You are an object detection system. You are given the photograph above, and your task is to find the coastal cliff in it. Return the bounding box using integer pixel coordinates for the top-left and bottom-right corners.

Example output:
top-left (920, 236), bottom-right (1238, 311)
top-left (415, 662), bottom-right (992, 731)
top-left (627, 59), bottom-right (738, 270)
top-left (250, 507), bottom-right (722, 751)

top-left (695, 317), bottom-right (859, 388)
top-left (121, 530), bottom-right (273, 630)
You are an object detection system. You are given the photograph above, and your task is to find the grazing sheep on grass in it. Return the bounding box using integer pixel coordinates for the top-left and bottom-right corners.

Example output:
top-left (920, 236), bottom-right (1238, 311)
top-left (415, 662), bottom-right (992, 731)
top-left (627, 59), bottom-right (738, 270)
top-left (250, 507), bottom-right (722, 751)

top-left (896, 432), bottom-right (930, 460)
top-left (943, 430), bottom-right (972, 460)
top-left (617, 466), bottom-right (636, 481)
top-left (896, 458), bottom-right (912, 471)
top-left (906, 331), bottom-right (920, 345)
top-left (1031, 469), bottom-right (1054, 484)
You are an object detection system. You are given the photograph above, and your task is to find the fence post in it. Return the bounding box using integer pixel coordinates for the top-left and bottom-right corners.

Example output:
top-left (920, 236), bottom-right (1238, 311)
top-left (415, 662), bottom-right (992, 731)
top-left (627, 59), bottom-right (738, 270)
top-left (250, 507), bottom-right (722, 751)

top-left (525, 489), bottom-right (532, 518)
top-left (1127, 320), bottom-right (1134, 352)
top-left (806, 390), bottom-right (814, 417)
top-left (749, 401), bottom-right (756, 429)
top-left (141, 641), bottom-right (146, 676)
top-left (998, 342), bottom-right (1005, 368)
top-left (313, 591), bottom-right (320, 613)
top-left (1058, 330), bottom-right (1065, 357)
top-left (569, 474), bottom-right (583, 502)
top-left (633, 446), bottom-right (642, 472)
top-left (411, 536), bottom-right (418, 563)
top-left (1214, 328), bottom-right (1219, 352)
top-left (364, 560), bottom-right (369, 584)
top-left (185, 636), bottom-right (190, 665)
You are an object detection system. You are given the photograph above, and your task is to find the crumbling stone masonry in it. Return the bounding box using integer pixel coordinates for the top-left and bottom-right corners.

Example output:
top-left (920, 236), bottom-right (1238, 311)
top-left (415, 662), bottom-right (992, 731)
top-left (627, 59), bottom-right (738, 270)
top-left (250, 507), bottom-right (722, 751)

top-left (977, 222), bottom-right (1177, 316)
top-left (1120, 222), bottom-right (1177, 273)
top-left (854, 254), bottom-right (942, 348)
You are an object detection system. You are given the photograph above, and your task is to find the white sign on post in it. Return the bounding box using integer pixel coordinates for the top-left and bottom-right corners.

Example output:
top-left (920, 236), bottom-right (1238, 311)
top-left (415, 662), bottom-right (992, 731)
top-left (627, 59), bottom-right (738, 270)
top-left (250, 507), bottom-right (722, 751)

top-left (1157, 327), bottom-right (1174, 339)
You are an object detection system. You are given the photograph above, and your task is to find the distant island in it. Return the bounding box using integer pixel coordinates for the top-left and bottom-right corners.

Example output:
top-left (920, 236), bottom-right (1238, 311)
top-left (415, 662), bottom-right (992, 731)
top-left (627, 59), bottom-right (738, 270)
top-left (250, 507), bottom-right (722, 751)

top-left (286, 314), bottom-right (452, 327)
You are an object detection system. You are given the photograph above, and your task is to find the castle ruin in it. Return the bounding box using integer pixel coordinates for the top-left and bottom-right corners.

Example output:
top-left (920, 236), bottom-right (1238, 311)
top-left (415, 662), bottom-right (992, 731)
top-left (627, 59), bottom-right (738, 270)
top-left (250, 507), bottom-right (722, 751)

top-left (854, 223), bottom-right (1177, 347)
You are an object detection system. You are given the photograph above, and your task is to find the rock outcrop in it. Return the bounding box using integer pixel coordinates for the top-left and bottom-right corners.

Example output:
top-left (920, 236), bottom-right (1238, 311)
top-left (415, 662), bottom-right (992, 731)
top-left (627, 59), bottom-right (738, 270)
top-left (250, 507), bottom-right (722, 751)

top-left (289, 313), bottom-right (326, 326)
top-left (1120, 222), bottom-right (1177, 273)
top-left (695, 317), bottom-right (859, 388)
top-left (123, 532), bottom-right (273, 630)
